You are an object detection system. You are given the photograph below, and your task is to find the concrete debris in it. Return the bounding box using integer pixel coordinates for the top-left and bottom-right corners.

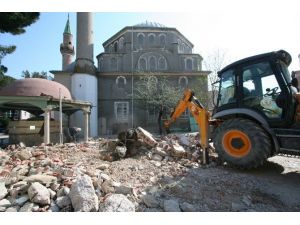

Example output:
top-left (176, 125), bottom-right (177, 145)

top-left (180, 202), bottom-right (197, 212)
top-left (136, 127), bottom-right (157, 147)
top-left (15, 149), bottom-right (32, 160)
top-left (141, 194), bottom-right (160, 208)
top-left (0, 182), bottom-right (8, 200)
top-left (151, 154), bottom-right (163, 162)
top-left (28, 182), bottom-right (51, 205)
top-left (5, 206), bottom-right (19, 212)
top-left (69, 175), bottom-right (99, 212)
top-left (56, 196), bottom-right (71, 208)
top-left (57, 187), bottom-right (70, 197)
top-left (100, 194), bottom-right (135, 212)
top-left (0, 128), bottom-right (297, 212)
top-left (115, 146), bottom-right (127, 158)
top-left (14, 195), bottom-right (29, 206)
top-left (0, 199), bottom-right (11, 208)
top-left (163, 199), bottom-right (181, 212)
top-left (19, 202), bottom-right (35, 212)
top-left (24, 175), bottom-right (57, 185)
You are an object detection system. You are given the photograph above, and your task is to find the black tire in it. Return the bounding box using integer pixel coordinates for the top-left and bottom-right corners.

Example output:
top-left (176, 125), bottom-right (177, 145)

top-left (213, 118), bottom-right (272, 169)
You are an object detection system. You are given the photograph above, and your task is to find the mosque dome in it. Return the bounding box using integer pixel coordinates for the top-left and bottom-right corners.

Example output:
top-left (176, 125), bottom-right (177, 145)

top-left (134, 21), bottom-right (166, 28)
top-left (0, 78), bottom-right (72, 100)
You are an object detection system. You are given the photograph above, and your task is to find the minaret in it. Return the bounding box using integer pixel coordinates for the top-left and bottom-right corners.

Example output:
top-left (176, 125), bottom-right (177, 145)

top-left (60, 14), bottom-right (75, 70)
top-left (71, 12), bottom-right (98, 137)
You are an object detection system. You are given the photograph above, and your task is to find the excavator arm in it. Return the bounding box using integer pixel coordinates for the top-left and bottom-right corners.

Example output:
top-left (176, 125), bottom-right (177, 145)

top-left (164, 89), bottom-right (210, 151)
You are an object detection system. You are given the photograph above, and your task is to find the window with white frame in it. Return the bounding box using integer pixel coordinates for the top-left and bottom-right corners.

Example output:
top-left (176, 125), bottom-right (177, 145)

top-left (116, 76), bottom-right (126, 88)
top-left (113, 41), bottom-right (118, 52)
top-left (158, 57), bottom-right (167, 70)
top-left (185, 58), bottom-right (193, 71)
top-left (159, 34), bottom-right (166, 46)
top-left (114, 102), bottom-right (129, 121)
top-left (147, 104), bottom-right (158, 122)
top-left (109, 44), bottom-right (113, 53)
top-left (149, 56), bottom-right (157, 71)
top-left (137, 33), bottom-right (145, 48)
top-left (138, 57), bottom-right (147, 71)
top-left (178, 76), bottom-right (188, 89)
top-left (148, 33), bottom-right (155, 45)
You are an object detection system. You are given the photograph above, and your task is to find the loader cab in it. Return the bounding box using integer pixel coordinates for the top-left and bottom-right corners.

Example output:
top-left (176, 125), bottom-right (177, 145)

top-left (215, 50), bottom-right (296, 128)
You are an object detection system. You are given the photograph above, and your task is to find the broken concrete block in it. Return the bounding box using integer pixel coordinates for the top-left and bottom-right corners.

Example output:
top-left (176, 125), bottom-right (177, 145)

top-left (115, 146), bottom-right (127, 158)
top-left (171, 143), bottom-right (186, 157)
top-left (15, 149), bottom-right (32, 160)
top-left (153, 146), bottom-right (168, 157)
top-left (141, 194), bottom-right (160, 208)
top-left (28, 182), bottom-right (51, 205)
top-left (100, 194), bottom-right (135, 212)
top-left (0, 182), bottom-right (8, 200)
top-left (69, 175), bottom-right (99, 212)
top-left (163, 199), bottom-right (181, 212)
top-left (152, 154), bottom-right (163, 162)
top-left (24, 174), bottom-right (57, 185)
top-left (136, 127), bottom-right (157, 147)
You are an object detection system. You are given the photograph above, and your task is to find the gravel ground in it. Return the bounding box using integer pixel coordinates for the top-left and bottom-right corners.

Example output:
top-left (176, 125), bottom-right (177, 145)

top-left (1, 138), bottom-right (299, 212)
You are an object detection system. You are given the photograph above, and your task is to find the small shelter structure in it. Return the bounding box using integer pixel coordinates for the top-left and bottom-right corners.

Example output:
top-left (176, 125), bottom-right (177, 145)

top-left (0, 78), bottom-right (92, 145)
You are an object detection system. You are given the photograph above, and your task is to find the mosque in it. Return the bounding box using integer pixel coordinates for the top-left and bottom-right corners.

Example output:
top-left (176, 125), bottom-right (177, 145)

top-left (51, 13), bottom-right (209, 137)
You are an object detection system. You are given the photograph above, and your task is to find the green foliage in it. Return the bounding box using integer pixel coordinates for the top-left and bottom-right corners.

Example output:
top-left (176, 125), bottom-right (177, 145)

top-left (21, 70), bottom-right (53, 80)
top-left (0, 12), bottom-right (40, 76)
top-left (134, 74), bottom-right (182, 110)
top-left (0, 75), bottom-right (15, 88)
top-left (0, 13), bottom-right (40, 35)
top-left (189, 76), bottom-right (209, 107)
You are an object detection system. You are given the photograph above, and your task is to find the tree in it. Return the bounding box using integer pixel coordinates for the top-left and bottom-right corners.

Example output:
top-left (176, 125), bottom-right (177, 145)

top-left (0, 75), bottom-right (15, 89)
top-left (133, 73), bottom-right (208, 134)
top-left (134, 74), bottom-right (182, 134)
top-left (22, 70), bottom-right (52, 80)
top-left (0, 13), bottom-right (40, 75)
top-left (203, 49), bottom-right (231, 109)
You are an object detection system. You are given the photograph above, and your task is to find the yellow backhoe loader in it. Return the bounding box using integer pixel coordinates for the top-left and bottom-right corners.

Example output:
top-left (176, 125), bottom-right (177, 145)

top-left (164, 50), bottom-right (300, 169)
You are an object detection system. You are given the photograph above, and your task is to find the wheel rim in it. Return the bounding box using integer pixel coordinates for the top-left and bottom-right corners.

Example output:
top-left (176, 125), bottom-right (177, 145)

top-left (222, 129), bottom-right (251, 157)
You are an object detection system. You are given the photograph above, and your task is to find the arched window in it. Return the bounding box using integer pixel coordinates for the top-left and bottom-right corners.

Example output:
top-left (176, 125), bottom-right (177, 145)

top-left (137, 33), bottom-right (144, 48)
top-left (159, 34), bottom-right (166, 46)
top-left (138, 57), bottom-right (147, 71)
top-left (178, 76), bottom-right (188, 89)
top-left (109, 45), bottom-right (113, 53)
top-left (149, 56), bottom-right (156, 71)
top-left (119, 37), bottom-right (124, 50)
top-left (114, 41), bottom-right (118, 52)
top-left (182, 43), bottom-right (186, 53)
top-left (110, 57), bottom-right (117, 71)
top-left (116, 76), bottom-right (127, 88)
top-left (158, 57), bottom-right (167, 70)
top-left (185, 58), bottom-right (193, 71)
top-left (148, 33), bottom-right (155, 45)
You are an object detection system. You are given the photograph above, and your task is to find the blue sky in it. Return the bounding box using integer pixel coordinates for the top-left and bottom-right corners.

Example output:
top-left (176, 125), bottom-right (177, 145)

top-left (2, 0), bottom-right (300, 80)
top-left (2, 12), bottom-right (169, 78)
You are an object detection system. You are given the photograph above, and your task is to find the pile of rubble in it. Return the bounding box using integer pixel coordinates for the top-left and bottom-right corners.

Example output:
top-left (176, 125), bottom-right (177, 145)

top-left (0, 127), bottom-right (208, 212)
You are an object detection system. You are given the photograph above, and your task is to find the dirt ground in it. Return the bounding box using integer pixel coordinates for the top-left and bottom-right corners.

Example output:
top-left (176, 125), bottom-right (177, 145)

top-left (111, 155), bottom-right (300, 211)
top-left (52, 141), bottom-right (300, 212)
top-left (1, 137), bottom-right (299, 212)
